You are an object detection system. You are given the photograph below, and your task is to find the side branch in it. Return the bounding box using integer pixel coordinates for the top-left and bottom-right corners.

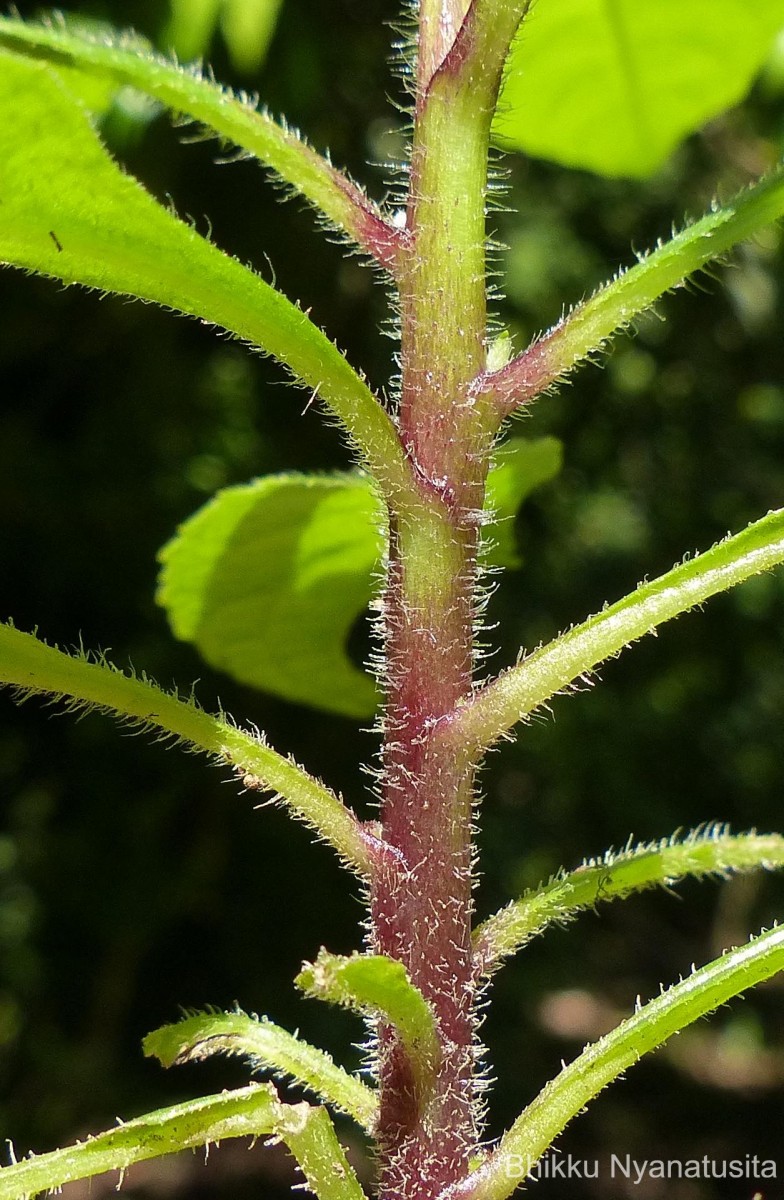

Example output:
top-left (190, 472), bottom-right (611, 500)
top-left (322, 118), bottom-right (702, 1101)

top-left (143, 1009), bottom-right (378, 1131)
top-left (0, 622), bottom-right (373, 876)
top-left (428, 0), bottom-right (531, 110)
top-left (0, 16), bottom-right (405, 272)
top-left (475, 163), bottom-right (784, 416)
top-left (442, 507), bottom-right (784, 757)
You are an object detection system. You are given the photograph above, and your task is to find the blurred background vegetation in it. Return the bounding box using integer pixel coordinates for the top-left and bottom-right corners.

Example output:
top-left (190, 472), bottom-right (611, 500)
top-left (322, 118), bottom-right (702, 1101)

top-left (2, 2), bottom-right (784, 1197)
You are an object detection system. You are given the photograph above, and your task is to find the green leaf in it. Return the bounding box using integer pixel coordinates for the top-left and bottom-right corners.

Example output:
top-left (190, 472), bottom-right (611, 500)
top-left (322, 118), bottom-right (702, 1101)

top-left (495, 0), bottom-right (784, 177)
top-left (0, 16), bottom-right (401, 271)
top-left (158, 473), bottom-right (385, 719)
top-left (296, 950), bottom-right (441, 1104)
top-left (484, 437), bottom-right (562, 567)
top-left (0, 621), bottom-right (371, 875)
top-left (0, 51), bottom-right (409, 502)
top-left (473, 827), bottom-right (784, 977)
top-left (456, 924), bottom-right (784, 1200)
top-left (144, 1009), bottom-right (378, 1130)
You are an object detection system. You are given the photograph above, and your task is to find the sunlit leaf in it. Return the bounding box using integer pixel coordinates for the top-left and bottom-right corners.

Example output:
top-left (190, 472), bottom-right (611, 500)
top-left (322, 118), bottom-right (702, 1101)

top-left (158, 474), bottom-right (385, 718)
top-left (495, 0), bottom-right (784, 177)
top-left (0, 51), bottom-right (401, 491)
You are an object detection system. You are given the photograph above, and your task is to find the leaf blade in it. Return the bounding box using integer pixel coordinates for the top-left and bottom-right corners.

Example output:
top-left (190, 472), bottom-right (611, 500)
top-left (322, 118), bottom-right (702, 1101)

top-left (483, 437), bottom-right (562, 568)
top-left (494, 0), bottom-right (784, 177)
top-left (0, 52), bottom-right (411, 503)
top-left (157, 474), bottom-right (384, 718)
top-left (0, 14), bottom-right (397, 264)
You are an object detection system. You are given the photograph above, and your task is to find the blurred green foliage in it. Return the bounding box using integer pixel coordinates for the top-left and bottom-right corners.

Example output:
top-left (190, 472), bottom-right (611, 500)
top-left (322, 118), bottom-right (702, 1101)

top-left (1, 2), bottom-right (784, 1197)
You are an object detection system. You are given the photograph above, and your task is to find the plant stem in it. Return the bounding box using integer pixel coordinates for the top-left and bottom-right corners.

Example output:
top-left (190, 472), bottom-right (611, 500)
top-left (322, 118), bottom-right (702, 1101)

top-left (370, 6), bottom-right (508, 1195)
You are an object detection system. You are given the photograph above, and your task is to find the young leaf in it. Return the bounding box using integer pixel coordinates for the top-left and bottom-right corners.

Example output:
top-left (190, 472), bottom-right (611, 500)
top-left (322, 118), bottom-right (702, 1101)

top-left (0, 621), bottom-right (372, 875)
top-left (494, 0), bottom-right (784, 177)
top-left (473, 827), bottom-right (784, 977)
top-left (483, 437), bottom-right (562, 568)
top-left (447, 924), bottom-right (784, 1200)
top-left (158, 474), bottom-right (385, 718)
top-left (0, 1084), bottom-right (282, 1200)
top-left (0, 14), bottom-right (400, 269)
top-left (448, 506), bottom-right (784, 756)
top-left (0, 51), bottom-right (412, 503)
top-left (144, 1009), bottom-right (378, 1130)
top-left (296, 950), bottom-right (441, 1104)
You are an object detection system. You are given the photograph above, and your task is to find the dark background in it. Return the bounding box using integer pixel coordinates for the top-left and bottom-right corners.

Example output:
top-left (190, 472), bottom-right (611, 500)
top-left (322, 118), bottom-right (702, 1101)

top-left (2, 2), bottom-right (784, 1197)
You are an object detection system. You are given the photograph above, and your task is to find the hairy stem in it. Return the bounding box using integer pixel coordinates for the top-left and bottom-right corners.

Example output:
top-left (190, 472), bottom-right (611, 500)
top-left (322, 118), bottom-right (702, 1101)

top-left (370, 3), bottom-right (520, 1194)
